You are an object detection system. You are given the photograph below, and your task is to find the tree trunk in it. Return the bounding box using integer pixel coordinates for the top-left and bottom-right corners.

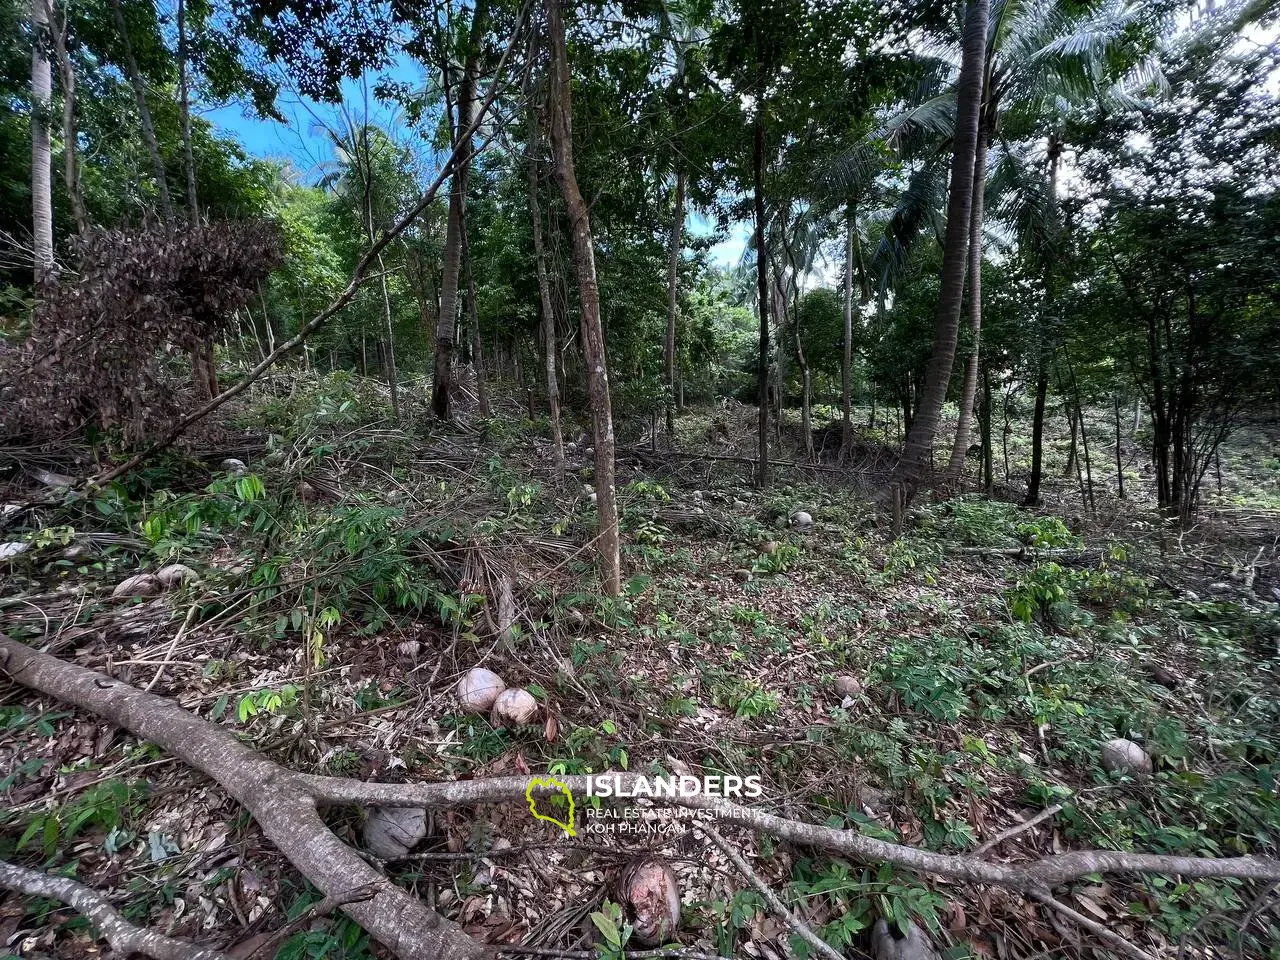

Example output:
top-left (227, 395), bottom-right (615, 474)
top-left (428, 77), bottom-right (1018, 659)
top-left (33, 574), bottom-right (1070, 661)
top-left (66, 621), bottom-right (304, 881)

top-left (545, 0), bottom-right (620, 596)
top-left (30, 0), bottom-right (54, 283)
top-left (753, 113), bottom-right (770, 488)
top-left (1113, 393), bottom-right (1125, 499)
top-left (945, 124), bottom-right (990, 481)
top-left (841, 203), bottom-right (854, 454)
top-left (1025, 359), bottom-right (1049, 506)
top-left (528, 122), bottom-right (565, 474)
top-left (890, 0), bottom-right (988, 500)
top-left (48, 0), bottom-right (87, 235)
top-left (664, 168), bottom-right (685, 443)
top-left (177, 0), bottom-right (198, 221)
top-left (461, 224), bottom-right (490, 417)
top-left (376, 253), bottom-right (400, 422)
top-left (980, 363), bottom-right (993, 493)
top-left (431, 0), bottom-right (488, 420)
top-left (110, 0), bottom-right (171, 220)
top-left (1024, 134), bottom-right (1063, 508)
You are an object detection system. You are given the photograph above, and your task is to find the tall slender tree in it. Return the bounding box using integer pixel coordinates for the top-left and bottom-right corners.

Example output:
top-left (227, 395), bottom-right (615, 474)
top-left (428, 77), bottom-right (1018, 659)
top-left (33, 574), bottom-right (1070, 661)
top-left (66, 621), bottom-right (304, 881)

top-left (432, 0), bottom-right (489, 420)
top-left (177, 0), bottom-right (198, 221)
top-left (109, 0), bottom-right (171, 220)
top-left (890, 0), bottom-right (989, 500)
top-left (30, 0), bottom-right (54, 283)
top-left (47, 0), bottom-right (87, 235)
top-left (527, 106), bottom-right (565, 473)
top-left (544, 0), bottom-right (620, 595)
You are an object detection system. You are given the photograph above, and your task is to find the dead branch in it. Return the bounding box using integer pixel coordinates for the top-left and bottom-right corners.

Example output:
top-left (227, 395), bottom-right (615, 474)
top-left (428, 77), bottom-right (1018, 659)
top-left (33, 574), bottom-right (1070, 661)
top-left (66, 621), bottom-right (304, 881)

top-left (1029, 889), bottom-right (1157, 960)
top-left (974, 804), bottom-right (1063, 857)
top-left (692, 821), bottom-right (843, 960)
top-left (5, 631), bottom-right (1280, 960)
top-left (0, 632), bottom-right (487, 960)
top-left (244, 882), bottom-right (380, 960)
top-left (300, 772), bottom-right (1280, 891)
top-left (0, 858), bottom-right (232, 960)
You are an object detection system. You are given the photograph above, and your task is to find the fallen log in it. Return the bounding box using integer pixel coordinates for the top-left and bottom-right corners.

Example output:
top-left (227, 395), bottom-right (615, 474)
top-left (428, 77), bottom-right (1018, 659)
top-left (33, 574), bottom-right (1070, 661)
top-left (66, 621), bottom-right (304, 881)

top-left (4, 630), bottom-right (1280, 960)
top-left (0, 632), bottom-right (486, 960)
top-left (0, 859), bottom-right (231, 960)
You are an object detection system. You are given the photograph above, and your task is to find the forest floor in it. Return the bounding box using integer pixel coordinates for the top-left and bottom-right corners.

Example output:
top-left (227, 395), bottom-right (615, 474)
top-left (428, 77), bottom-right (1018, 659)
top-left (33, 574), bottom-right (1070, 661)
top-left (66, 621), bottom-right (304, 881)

top-left (1, 371), bottom-right (1279, 960)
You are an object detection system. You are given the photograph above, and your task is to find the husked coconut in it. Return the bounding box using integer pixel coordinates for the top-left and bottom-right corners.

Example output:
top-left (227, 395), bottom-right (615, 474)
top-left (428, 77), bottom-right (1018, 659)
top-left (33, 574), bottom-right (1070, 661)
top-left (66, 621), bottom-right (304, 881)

top-left (834, 675), bottom-right (864, 699)
top-left (112, 574), bottom-right (163, 599)
top-left (791, 510), bottom-right (813, 528)
top-left (363, 806), bottom-right (429, 859)
top-left (618, 858), bottom-right (680, 946)
top-left (156, 563), bottom-right (198, 588)
top-left (0, 542), bottom-right (30, 561)
top-left (457, 668), bottom-right (506, 713)
top-left (872, 918), bottom-right (941, 960)
top-left (490, 687), bottom-right (539, 727)
top-left (1101, 737), bottom-right (1152, 777)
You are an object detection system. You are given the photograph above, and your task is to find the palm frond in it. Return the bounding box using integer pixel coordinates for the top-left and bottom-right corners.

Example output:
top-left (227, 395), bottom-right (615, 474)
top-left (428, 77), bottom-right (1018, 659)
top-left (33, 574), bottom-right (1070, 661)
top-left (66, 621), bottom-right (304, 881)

top-left (870, 152), bottom-right (949, 294)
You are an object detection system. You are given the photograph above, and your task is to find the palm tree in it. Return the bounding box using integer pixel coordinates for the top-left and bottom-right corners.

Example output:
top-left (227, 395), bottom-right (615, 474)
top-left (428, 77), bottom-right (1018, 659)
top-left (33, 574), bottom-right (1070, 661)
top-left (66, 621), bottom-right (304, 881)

top-left (30, 0), bottom-right (53, 283)
top-left (890, 0), bottom-right (989, 500)
top-left (657, 0), bottom-right (707, 442)
top-left (947, 0), bottom-right (1162, 482)
top-left (317, 112), bottom-right (417, 421)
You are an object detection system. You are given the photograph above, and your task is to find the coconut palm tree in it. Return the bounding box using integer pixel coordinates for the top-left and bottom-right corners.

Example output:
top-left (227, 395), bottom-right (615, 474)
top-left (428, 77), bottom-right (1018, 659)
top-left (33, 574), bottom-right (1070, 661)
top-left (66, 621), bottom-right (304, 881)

top-left (889, 0), bottom-right (989, 499)
top-left (30, 0), bottom-right (53, 284)
top-left (833, 0), bottom-right (1168, 494)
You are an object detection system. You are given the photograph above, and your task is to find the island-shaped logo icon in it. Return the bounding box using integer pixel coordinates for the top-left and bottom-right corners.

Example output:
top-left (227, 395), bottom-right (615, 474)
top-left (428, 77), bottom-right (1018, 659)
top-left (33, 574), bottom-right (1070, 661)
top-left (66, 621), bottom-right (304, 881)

top-left (526, 776), bottom-right (576, 836)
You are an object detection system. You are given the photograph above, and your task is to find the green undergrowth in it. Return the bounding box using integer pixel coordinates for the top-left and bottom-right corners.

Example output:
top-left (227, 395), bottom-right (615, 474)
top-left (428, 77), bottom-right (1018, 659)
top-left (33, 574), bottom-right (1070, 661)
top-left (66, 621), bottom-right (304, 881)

top-left (3, 383), bottom-right (1278, 957)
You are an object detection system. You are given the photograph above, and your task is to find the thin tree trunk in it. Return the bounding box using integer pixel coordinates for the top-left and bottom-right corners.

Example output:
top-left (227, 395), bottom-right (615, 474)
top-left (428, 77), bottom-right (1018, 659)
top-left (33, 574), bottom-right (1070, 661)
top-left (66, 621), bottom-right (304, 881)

top-left (31, 0), bottom-right (54, 283)
top-left (376, 253), bottom-right (400, 422)
top-left (110, 0), bottom-right (171, 220)
top-left (177, 0), bottom-right (198, 221)
top-left (545, 0), bottom-right (620, 596)
top-left (753, 113), bottom-right (770, 488)
top-left (461, 223), bottom-right (489, 417)
top-left (891, 0), bottom-right (988, 500)
top-left (528, 122), bottom-right (564, 473)
top-left (945, 125), bottom-right (990, 480)
top-left (1024, 135), bottom-right (1063, 508)
top-left (841, 203), bottom-right (854, 454)
top-left (1064, 399), bottom-right (1078, 478)
top-left (664, 167), bottom-right (685, 443)
top-left (48, 0), bottom-right (87, 235)
top-left (1114, 393), bottom-right (1126, 499)
top-left (980, 363), bottom-right (993, 494)
top-left (1025, 359), bottom-right (1049, 506)
top-left (431, 0), bottom-right (488, 420)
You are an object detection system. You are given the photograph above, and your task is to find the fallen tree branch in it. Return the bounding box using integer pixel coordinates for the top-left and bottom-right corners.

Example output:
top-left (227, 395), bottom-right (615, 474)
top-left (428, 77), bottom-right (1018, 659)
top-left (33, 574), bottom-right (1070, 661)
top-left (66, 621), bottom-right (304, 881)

top-left (692, 821), bottom-right (843, 960)
top-left (4, 631), bottom-right (1280, 960)
top-left (0, 858), bottom-right (231, 960)
top-left (974, 804), bottom-right (1063, 857)
top-left (0, 632), bottom-right (487, 960)
top-left (1029, 889), bottom-right (1157, 960)
top-left (300, 772), bottom-right (1280, 891)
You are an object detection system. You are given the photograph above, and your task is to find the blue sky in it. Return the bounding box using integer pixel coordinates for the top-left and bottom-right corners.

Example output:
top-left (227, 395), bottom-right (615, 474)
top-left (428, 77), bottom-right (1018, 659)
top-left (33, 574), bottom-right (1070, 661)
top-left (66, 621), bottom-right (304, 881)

top-left (203, 69), bottom-right (749, 268)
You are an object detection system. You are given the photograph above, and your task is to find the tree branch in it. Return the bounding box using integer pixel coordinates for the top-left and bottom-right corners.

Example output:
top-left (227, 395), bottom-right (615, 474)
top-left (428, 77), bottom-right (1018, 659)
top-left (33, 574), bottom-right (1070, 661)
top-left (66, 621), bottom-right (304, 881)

top-left (692, 821), bottom-right (844, 960)
top-left (0, 859), bottom-right (231, 960)
top-left (4, 630), bottom-right (1280, 960)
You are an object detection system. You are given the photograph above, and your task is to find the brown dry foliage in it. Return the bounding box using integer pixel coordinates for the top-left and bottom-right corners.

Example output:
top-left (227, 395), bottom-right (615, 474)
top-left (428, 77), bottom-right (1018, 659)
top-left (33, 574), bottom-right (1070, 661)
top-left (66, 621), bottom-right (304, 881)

top-left (2, 222), bottom-right (281, 443)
